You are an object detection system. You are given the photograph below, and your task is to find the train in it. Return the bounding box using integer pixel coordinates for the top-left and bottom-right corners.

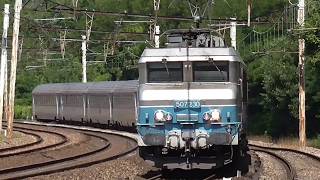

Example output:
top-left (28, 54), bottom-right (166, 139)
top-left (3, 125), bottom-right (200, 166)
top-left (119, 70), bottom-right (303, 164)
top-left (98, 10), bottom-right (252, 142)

top-left (32, 28), bottom-right (248, 170)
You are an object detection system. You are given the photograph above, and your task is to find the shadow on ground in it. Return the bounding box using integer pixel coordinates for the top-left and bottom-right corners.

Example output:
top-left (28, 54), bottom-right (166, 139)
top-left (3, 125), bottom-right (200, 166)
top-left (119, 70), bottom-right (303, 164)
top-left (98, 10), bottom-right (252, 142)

top-left (139, 153), bottom-right (254, 179)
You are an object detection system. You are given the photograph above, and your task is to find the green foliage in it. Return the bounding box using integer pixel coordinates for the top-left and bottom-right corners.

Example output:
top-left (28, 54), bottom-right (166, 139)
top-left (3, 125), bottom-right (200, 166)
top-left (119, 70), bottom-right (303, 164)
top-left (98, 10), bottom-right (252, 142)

top-left (14, 105), bottom-right (32, 120)
top-left (246, 38), bottom-right (299, 137)
top-left (0, 0), bottom-right (319, 139)
top-left (245, 0), bottom-right (320, 138)
top-left (308, 136), bottom-right (320, 149)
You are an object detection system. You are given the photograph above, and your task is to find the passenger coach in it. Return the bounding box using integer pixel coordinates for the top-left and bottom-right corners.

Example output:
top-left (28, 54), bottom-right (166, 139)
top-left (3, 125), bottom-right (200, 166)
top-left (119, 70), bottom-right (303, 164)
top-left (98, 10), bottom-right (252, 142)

top-left (32, 81), bottom-right (138, 128)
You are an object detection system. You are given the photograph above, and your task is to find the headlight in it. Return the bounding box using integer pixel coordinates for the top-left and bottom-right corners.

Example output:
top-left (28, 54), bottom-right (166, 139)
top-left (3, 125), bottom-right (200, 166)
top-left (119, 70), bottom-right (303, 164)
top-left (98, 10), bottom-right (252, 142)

top-left (211, 109), bottom-right (221, 122)
top-left (203, 112), bottom-right (212, 121)
top-left (155, 110), bottom-right (165, 122)
top-left (154, 110), bottom-right (172, 122)
top-left (165, 113), bottom-right (173, 121)
top-left (203, 109), bottom-right (221, 122)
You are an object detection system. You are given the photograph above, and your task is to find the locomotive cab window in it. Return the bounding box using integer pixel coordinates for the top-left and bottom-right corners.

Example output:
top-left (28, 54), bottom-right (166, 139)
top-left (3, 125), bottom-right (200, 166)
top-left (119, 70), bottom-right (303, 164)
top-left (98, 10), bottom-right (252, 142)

top-left (193, 61), bottom-right (229, 82)
top-left (147, 62), bottom-right (183, 83)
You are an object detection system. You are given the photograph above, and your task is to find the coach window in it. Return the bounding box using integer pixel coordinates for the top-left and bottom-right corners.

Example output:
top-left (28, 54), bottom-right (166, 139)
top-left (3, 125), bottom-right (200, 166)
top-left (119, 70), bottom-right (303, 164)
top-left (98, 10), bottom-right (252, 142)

top-left (147, 62), bottom-right (183, 83)
top-left (193, 61), bottom-right (229, 82)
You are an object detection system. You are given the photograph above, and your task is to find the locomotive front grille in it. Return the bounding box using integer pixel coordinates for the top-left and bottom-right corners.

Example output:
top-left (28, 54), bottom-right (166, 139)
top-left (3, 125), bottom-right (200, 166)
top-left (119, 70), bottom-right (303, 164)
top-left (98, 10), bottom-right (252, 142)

top-left (176, 114), bottom-right (198, 121)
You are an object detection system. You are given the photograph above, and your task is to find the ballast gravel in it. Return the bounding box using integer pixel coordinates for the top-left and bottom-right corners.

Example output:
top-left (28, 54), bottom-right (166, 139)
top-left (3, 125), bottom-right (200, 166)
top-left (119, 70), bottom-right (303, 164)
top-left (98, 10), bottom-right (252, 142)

top-left (251, 140), bottom-right (320, 179)
top-left (0, 131), bottom-right (37, 149)
top-left (28, 152), bottom-right (153, 180)
top-left (250, 140), bottom-right (320, 159)
top-left (276, 151), bottom-right (320, 179)
top-left (256, 152), bottom-right (287, 180)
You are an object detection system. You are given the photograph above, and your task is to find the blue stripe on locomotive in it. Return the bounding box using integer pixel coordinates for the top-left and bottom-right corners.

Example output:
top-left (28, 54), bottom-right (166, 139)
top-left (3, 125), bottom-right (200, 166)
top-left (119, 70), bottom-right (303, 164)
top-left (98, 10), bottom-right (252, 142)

top-left (137, 105), bottom-right (241, 138)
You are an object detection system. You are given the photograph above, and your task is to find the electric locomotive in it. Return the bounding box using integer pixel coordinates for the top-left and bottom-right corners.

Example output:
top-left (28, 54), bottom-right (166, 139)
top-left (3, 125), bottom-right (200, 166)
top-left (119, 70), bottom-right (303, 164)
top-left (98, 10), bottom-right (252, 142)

top-left (137, 29), bottom-right (248, 169)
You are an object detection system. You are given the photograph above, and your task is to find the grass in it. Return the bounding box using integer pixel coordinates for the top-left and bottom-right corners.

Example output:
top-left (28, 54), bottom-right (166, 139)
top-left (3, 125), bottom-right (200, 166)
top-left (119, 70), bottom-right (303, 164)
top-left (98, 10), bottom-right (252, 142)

top-left (15, 105), bottom-right (32, 119)
top-left (0, 134), bottom-right (4, 144)
top-left (248, 135), bottom-right (273, 143)
top-left (308, 136), bottom-right (320, 149)
top-left (249, 135), bottom-right (320, 149)
top-left (0, 133), bottom-right (5, 144)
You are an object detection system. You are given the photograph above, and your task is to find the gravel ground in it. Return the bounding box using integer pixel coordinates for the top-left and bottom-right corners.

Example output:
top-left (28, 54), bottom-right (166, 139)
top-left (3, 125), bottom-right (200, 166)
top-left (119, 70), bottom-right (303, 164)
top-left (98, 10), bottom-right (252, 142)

top-left (12, 125), bottom-right (86, 150)
top-left (29, 151), bottom-right (153, 180)
top-left (250, 140), bottom-right (320, 158)
top-left (251, 140), bottom-right (320, 179)
top-left (276, 151), bottom-right (320, 179)
top-left (0, 131), bottom-right (37, 149)
top-left (256, 152), bottom-right (286, 180)
top-left (29, 150), bottom-right (262, 180)
top-left (0, 131), bottom-right (100, 170)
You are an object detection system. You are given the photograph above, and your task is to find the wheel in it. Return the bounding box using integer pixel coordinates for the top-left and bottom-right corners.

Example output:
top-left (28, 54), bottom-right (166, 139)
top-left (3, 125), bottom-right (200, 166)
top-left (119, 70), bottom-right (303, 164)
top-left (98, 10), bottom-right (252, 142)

top-left (139, 146), bottom-right (148, 158)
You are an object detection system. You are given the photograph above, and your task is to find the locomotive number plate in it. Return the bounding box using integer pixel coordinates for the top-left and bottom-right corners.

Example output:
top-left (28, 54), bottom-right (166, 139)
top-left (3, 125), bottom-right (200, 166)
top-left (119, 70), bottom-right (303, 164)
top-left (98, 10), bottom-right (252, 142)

top-left (175, 100), bottom-right (201, 109)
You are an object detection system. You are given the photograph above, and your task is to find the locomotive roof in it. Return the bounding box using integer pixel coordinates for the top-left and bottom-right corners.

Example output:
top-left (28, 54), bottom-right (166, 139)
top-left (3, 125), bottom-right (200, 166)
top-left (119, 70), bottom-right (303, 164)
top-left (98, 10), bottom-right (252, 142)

top-left (139, 48), bottom-right (243, 63)
top-left (32, 80), bottom-right (138, 95)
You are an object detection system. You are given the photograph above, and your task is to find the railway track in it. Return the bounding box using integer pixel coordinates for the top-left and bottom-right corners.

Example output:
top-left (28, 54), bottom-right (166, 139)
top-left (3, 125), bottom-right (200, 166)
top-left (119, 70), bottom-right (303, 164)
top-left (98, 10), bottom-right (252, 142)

top-left (7, 121), bottom-right (320, 179)
top-left (141, 168), bottom-right (220, 180)
top-left (0, 129), bottom-right (43, 154)
top-left (0, 122), bottom-right (138, 179)
top-left (249, 143), bottom-right (320, 163)
top-left (250, 143), bottom-right (320, 179)
top-left (0, 125), bottom-right (68, 158)
top-left (250, 145), bottom-right (296, 180)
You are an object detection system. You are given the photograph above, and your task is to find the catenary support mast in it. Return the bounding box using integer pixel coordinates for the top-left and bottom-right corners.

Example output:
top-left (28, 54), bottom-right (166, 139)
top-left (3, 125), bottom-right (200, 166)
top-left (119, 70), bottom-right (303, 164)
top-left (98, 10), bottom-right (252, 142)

top-left (0, 4), bottom-right (10, 133)
top-left (298, 0), bottom-right (306, 147)
top-left (230, 18), bottom-right (237, 50)
top-left (247, 0), bottom-right (252, 26)
top-left (82, 35), bottom-right (87, 83)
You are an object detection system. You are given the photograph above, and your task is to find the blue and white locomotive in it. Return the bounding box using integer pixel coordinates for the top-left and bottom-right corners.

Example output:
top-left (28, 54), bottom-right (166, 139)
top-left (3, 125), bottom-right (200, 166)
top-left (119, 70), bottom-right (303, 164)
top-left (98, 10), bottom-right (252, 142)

top-left (137, 29), bottom-right (248, 169)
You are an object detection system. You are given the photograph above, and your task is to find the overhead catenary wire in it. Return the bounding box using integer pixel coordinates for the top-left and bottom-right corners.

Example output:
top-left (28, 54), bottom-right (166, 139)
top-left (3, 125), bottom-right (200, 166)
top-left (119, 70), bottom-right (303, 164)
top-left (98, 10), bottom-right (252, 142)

top-left (15, 6), bottom-right (271, 24)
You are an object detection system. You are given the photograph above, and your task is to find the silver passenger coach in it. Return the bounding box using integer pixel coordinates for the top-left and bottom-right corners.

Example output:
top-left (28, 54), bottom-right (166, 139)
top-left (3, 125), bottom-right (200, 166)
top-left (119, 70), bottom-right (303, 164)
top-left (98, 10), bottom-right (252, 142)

top-left (32, 80), bottom-right (138, 127)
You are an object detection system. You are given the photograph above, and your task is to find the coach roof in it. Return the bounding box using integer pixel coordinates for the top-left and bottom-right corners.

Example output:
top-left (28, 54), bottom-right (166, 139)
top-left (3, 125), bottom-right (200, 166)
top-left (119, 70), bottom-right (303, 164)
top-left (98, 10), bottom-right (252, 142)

top-left (139, 48), bottom-right (242, 63)
top-left (32, 80), bottom-right (138, 95)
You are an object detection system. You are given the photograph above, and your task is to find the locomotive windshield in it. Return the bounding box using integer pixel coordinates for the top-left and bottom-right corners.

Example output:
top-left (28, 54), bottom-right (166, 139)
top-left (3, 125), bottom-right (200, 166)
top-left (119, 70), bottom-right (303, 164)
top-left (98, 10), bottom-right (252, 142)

top-left (147, 62), bottom-right (183, 83)
top-left (193, 61), bottom-right (229, 82)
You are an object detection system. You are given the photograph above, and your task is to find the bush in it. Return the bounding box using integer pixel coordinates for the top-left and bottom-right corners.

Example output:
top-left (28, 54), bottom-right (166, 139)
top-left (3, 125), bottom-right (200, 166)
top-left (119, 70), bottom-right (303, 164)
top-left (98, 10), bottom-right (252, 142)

top-left (308, 136), bottom-right (320, 149)
top-left (308, 137), bottom-right (320, 149)
top-left (14, 105), bottom-right (32, 120)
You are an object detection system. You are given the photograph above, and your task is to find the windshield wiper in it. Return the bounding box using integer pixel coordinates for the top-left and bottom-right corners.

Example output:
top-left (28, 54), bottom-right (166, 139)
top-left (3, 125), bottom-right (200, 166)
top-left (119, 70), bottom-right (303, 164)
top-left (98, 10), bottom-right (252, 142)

top-left (162, 58), bottom-right (170, 76)
top-left (208, 58), bottom-right (226, 81)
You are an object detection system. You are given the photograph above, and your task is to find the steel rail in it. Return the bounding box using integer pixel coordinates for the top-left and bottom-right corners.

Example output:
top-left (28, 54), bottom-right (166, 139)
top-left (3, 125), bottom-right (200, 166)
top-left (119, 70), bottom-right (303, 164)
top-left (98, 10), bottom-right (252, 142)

top-left (0, 132), bottom-right (110, 179)
top-left (0, 125), bottom-right (68, 158)
top-left (0, 129), bottom-right (43, 154)
top-left (249, 143), bottom-right (320, 162)
top-left (0, 122), bottom-right (137, 179)
top-left (249, 145), bottom-right (297, 180)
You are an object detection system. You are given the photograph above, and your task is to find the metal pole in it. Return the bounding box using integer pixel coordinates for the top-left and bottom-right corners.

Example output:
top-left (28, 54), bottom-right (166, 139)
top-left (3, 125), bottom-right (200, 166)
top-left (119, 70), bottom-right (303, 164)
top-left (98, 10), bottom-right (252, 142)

top-left (155, 25), bottom-right (160, 48)
top-left (154, 0), bottom-right (160, 48)
top-left (81, 35), bottom-right (87, 83)
top-left (247, 0), bottom-right (252, 27)
top-left (230, 18), bottom-right (237, 50)
top-left (4, 58), bottom-right (8, 125)
top-left (0, 4), bottom-right (10, 133)
top-left (298, 0), bottom-right (306, 148)
top-left (8, 0), bottom-right (22, 138)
